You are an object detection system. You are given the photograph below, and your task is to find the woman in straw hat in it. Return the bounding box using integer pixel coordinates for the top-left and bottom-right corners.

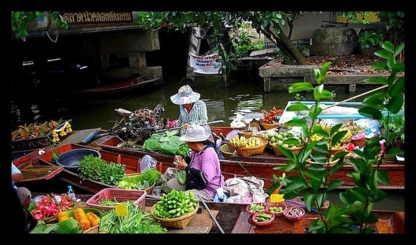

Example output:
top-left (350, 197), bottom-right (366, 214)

top-left (166, 125), bottom-right (224, 201)
top-left (170, 85), bottom-right (214, 144)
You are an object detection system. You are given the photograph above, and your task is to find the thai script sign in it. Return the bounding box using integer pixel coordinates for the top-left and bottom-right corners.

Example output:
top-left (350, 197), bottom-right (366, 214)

top-left (60, 11), bottom-right (133, 25)
top-left (189, 53), bottom-right (222, 74)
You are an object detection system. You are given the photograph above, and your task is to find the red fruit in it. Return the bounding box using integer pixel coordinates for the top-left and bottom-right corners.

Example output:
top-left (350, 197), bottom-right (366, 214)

top-left (33, 213), bottom-right (44, 220)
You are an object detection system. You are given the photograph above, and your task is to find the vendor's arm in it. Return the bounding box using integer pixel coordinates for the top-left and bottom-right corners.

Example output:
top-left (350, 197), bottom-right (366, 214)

top-left (11, 164), bottom-right (23, 181)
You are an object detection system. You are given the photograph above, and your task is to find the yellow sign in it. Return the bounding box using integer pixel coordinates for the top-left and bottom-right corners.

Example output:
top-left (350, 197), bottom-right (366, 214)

top-left (115, 203), bottom-right (128, 216)
top-left (270, 193), bottom-right (284, 203)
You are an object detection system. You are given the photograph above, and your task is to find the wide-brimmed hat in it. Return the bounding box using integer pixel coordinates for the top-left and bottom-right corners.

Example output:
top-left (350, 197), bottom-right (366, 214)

top-left (179, 125), bottom-right (210, 142)
top-left (170, 85), bottom-right (200, 105)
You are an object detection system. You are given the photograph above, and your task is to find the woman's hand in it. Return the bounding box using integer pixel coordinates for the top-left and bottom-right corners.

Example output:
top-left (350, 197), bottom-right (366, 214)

top-left (182, 123), bottom-right (190, 130)
top-left (174, 155), bottom-right (187, 170)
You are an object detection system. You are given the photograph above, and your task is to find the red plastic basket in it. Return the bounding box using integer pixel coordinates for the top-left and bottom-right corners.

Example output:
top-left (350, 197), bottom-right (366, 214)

top-left (86, 188), bottom-right (146, 210)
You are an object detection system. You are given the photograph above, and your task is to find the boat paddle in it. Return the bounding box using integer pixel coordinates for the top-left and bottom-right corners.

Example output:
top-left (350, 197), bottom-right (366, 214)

top-left (198, 196), bottom-right (225, 234)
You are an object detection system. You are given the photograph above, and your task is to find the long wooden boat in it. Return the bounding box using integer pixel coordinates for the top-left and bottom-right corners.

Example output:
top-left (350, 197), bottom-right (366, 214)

top-left (30, 141), bottom-right (404, 234)
top-left (92, 126), bottom-right (405, 190)
top-left (28, 191), bottom-right (405, 234)
top-left (69, 76), bottom-right (162, 96)
top-left (13, 154), bottom-right (64, 185)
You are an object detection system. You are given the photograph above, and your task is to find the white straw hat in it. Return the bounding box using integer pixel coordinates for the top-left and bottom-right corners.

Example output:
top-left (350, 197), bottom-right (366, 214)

top-left (179, 125), bottom-right (210, 142)
top-left (170, 85), bottom-right (201, 105)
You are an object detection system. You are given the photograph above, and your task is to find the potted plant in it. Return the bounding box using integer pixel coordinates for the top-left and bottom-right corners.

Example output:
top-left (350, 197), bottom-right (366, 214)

top-left (358, 29), bottom-right (384, 57)
top-left (273, 40), bottom-right (404, 233)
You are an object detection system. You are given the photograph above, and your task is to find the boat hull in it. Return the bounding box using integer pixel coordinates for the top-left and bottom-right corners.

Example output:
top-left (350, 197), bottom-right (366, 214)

top-left (93, 126), bottom-right (405, 190)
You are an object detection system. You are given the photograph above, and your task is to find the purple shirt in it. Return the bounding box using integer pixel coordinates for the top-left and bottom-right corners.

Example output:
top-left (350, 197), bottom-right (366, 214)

top-left (189, 146), bottom-right (224, 197)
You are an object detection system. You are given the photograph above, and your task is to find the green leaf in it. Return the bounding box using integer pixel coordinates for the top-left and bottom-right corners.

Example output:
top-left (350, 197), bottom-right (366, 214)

top-left (361, 92), bottom-right (387, 109)
top-left (394, 43), bottom-right (405, 56)
top-left (288, 82), bottom-right (314, 93)
top-left (386, 92), bottom-right (403, 113)
top-left (303, 193), bottom-right (315, 211)
top-left (374, 49), bottom-right (391, 60)
top-left (381, 40), bottom-right (394, 53)
top-left (284, 180), bottom-right (305, 192)
top-left (286, 103), bottom-right (309, 111)
top-left (358, 106), bottom-right (383, 120)
top-left (327, 180), bottom-right (343, 191)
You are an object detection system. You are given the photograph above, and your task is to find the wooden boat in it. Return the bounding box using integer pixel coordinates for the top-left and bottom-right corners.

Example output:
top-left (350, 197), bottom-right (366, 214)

top-left (29, 191), bottom-right (405, 234)
top-left (30, 141), bottom-right (404, 234)
top-left (13, 154), bottom-right (64, 185)
top-left (68, 76), bottom-right (162, 96)
top-left (92, 126), bottom-right (405, 190)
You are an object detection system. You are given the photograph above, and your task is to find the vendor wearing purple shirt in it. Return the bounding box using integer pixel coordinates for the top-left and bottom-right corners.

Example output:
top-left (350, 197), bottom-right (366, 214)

top-left (167, 125), bottom-right (224, 201)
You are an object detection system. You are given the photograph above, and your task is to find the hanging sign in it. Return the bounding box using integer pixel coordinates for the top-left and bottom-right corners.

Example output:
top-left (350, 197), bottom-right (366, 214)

top-left (189, 53), bottom-right (222, 74)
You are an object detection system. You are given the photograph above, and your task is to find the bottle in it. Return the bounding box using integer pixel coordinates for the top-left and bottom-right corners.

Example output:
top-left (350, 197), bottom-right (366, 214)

top-left (67, 185), bottom-right (76, 201)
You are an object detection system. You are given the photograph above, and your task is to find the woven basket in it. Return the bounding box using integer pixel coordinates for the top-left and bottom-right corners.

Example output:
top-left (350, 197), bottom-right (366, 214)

top-left (328, 147), bottom-right (345, 157)
top-left (351, 139), bottom-right (366, 148)
top-left (86, 188), bottom-right (146, 210)
top-left (235, 138), bottom-right (268, 157)
top-left (237, 130), bottom-right (253, 137)
top-left (270, 143), bottom-right (303, 156)
top-left (220, 144), bottom-right (235, 160)
top-left (150, 203), bottom-right (199, 229)
top-left (306, 158), bottom-right (339, 167)
top-left (260, 121), bottom-right (280, 130)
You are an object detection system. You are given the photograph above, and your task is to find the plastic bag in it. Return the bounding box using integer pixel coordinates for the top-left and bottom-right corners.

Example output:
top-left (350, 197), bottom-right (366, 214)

top-left (140, 155), bottom-right (157, 173)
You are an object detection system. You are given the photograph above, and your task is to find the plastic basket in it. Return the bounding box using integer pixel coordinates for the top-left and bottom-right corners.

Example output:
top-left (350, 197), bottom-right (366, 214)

top-left (150, 203), bottom-right (199, 229)
top-left (220, 144), bottom-right (235, 160)
top-left (86, 188), bottom-right (146, 210)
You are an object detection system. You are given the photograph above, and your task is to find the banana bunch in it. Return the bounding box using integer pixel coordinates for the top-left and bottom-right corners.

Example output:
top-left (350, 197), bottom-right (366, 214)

top-left (340, 129), bottom-right (352, 143)
top-left (317, 122), bottom-right (332, 133)
top-left (310, 134), bottom-right (323, 141)
top-left (229, 136), bottom-right (264, 148)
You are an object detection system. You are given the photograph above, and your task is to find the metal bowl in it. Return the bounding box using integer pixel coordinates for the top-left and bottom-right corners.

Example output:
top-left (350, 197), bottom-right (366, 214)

top-left (56, 148), bottom-right (101, 169)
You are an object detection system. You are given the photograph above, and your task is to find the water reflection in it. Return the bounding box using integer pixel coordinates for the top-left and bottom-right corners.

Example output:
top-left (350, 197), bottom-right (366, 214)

top-left (10, 73), bottom-right (367, 130)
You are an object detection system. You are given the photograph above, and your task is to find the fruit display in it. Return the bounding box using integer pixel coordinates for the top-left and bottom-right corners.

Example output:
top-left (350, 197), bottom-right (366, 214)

top-left (229, 135), bottom-right (266, 148)
top-left (29, 193), bottom-right (76, 221)
top-left (260, 107), bottom-right (284, 124)
top-left (265, 131), bottom-right (302, 150)
top-left (11, 120), bottom-right (61, 141)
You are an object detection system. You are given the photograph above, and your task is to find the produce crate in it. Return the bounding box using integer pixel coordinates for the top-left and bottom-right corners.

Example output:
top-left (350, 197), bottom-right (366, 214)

top-left (86, 188), bottom-right (146, 210)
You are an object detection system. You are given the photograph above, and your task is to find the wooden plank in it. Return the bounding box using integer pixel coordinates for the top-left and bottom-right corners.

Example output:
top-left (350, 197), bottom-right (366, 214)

top-left (13, 155), bottom-right (64, 183)
top-left (144, 206), bottom-right (217, 234)
top-left (231, 210), bottom-right (404, 234)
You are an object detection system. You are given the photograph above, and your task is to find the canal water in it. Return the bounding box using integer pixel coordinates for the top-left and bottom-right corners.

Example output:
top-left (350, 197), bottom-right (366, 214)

top-left (10, 71), bottom-right (368, 131)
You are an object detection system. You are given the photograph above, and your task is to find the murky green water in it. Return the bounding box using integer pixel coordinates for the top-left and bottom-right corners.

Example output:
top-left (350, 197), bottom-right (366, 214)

top-left (10, 72), bottom-right (371, 130)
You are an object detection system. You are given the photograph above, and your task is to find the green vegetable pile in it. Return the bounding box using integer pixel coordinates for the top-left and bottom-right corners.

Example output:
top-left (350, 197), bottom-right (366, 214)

top-left (78, 155), bottom-right (125, 185)
top-left (254, 213), bottom-right (273, 222)
top-left (99, 201), bottom-right (167, 234)
top-left (153, 190), bottom-right (199, 218)
top-left (32, 219), bottom-right (83, 234)
top-left (249, 203), bottom-right (265, 213)
top-left (117, 169), bottom-right (162, 190)
top-left (142, 130), bottom-right (190, 156)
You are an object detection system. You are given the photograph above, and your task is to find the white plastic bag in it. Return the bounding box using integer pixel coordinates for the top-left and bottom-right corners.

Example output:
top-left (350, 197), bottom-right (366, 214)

top-left (140, 155), bottom-right (157, 173)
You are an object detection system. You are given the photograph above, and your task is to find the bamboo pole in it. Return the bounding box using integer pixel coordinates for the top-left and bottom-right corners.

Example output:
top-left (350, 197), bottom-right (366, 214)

top-left (322, 84), bottom-right (388, 111)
